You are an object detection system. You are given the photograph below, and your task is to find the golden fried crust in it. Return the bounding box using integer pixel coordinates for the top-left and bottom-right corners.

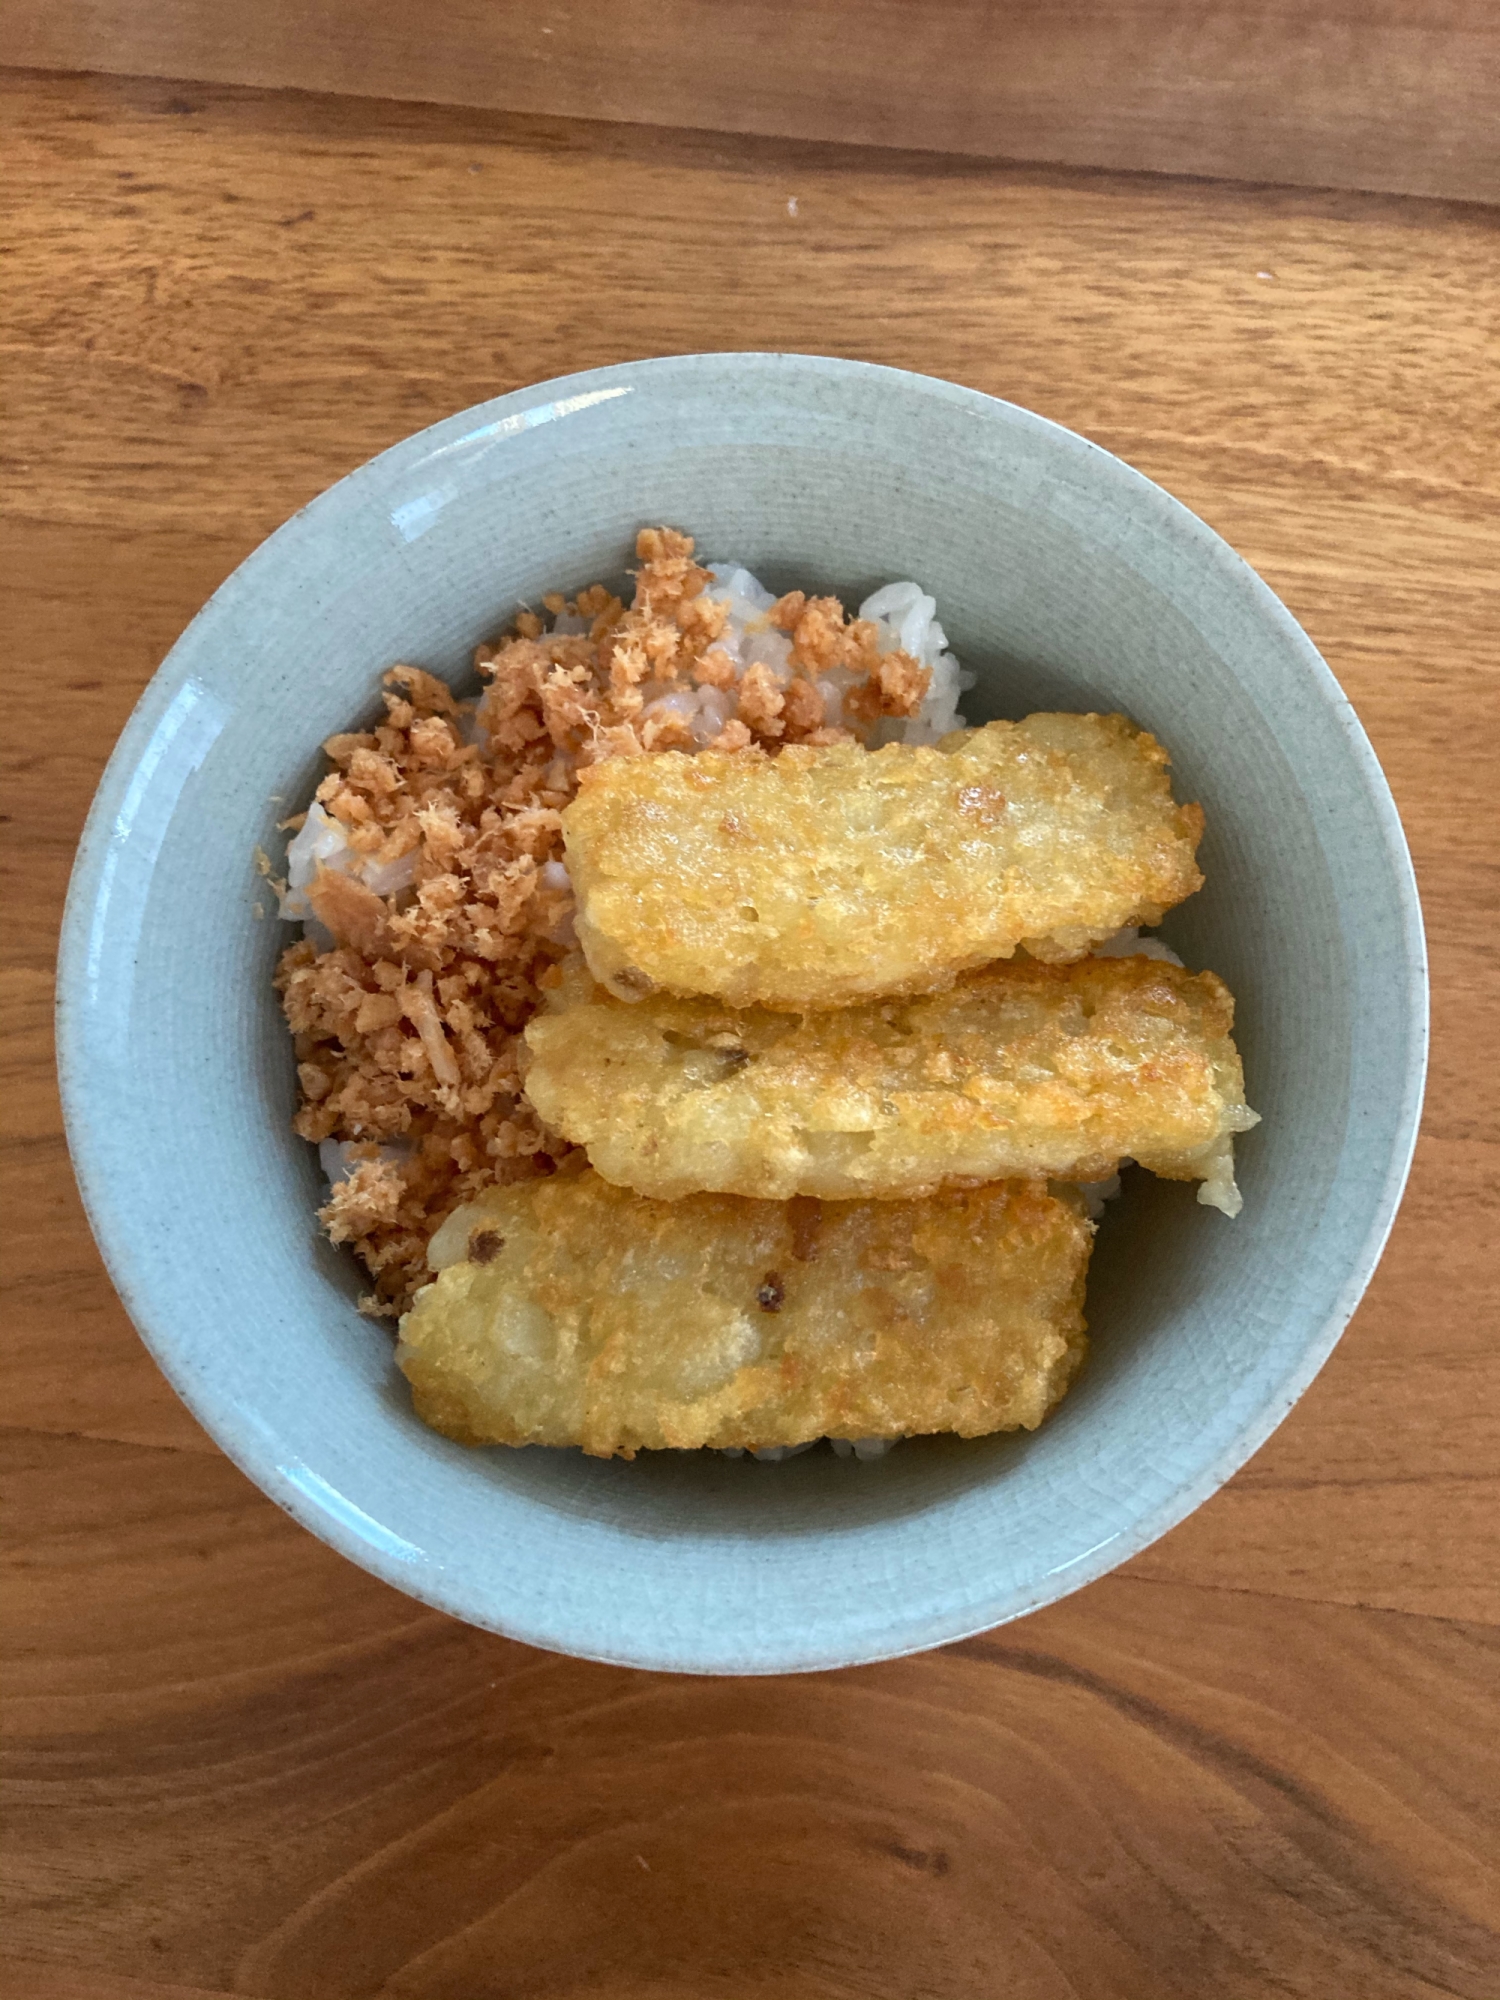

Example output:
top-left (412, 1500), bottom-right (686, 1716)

top-left (396, 1172), bottom-right (1093, 1458)
top-left (562, 714), bottom-right (1205, 1010)
top-left (522, 955), bottom-right (1259, 1212)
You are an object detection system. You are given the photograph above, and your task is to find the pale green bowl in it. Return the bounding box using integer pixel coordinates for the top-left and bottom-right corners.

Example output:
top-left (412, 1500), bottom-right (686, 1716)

top-left (58, 355), bottom-right (1426, 1673)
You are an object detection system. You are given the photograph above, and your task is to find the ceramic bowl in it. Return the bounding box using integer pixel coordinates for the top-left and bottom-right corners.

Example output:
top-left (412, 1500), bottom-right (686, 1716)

top-left (58, 354), bottom-right (1426, 1673)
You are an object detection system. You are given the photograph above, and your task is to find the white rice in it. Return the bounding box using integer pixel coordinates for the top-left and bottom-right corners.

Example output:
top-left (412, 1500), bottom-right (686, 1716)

top-left (1091, 925), bottom-right (1184, 967)
top-left (537, 857), bottom-right (578, 946)
top-left (675, 562), bottom-right (977, 750)
top-left (856, 578), bottom-right (974, 745)
top-left (1074, 1171), bottom-right (1123, 1222)
top-left (718, 1437), bottom-right (898, 1463)
top-left (278, 800), bottom-right (419, 920)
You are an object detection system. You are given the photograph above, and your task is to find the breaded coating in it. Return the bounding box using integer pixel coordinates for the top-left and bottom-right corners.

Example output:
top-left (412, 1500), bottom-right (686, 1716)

top-left (563, 714), bottom-right (1205, 1010)
top-left (522, 955), bottom-right (1260, 1214)
top-left (396, 1172), bottom-right (1093, 1458)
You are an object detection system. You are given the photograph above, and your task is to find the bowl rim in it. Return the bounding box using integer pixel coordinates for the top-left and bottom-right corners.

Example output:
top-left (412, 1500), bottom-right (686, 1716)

top-left (56, 351), bottom-right (1429, 1672)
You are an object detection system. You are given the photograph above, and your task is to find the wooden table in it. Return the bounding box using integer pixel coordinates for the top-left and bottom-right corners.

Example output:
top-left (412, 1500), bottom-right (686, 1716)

top-left (4, 64), bottom-right (1498, 2000)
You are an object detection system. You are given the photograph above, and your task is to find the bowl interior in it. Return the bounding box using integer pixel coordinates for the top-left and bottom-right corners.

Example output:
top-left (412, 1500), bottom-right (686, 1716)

top-left (59, 356), bottom-right (1425, 1672)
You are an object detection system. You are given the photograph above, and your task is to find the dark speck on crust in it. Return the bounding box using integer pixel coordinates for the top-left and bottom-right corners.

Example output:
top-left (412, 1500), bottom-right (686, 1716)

top-left (756, 1272), bottom-right (785, 1312)
top-left (468, 1229), bottom-right (504, 1265)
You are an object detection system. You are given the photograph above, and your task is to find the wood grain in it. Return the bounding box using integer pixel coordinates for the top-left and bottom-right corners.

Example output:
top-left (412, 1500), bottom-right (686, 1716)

top-left (3, 67), bottom-right (1498, 1997)
top-left (5, 0), bottom-right (1500, 203)
top-left (0, 1967), bottom-right (256, 2000)
top-left (5, 1431), bottom-right (1500, 1999)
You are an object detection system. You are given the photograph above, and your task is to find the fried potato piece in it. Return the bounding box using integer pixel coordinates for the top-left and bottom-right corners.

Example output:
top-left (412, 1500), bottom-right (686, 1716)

top-left (523, 955), bottom-right (1259, 1214)
top-left (562, 714), bottom-right (1204, 1010)
top-left (396, 1171), bottom-right (1093, 1458)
